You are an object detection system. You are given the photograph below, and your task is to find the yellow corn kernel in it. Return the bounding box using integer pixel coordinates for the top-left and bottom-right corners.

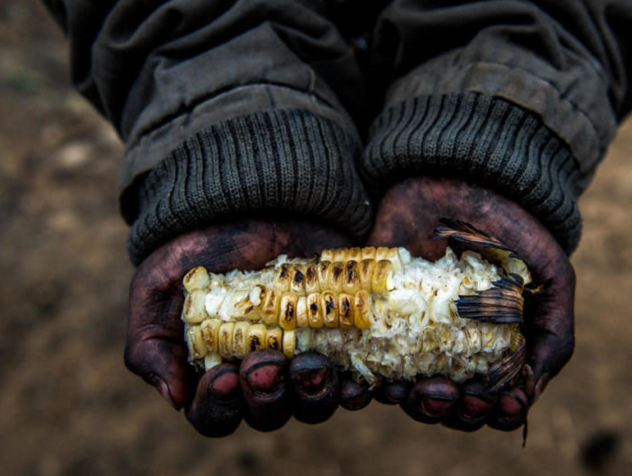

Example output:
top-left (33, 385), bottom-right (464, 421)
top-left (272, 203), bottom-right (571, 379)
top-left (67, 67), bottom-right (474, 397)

top-left (262, 289), bottom-right (281, 325)
top-left (333, 249), bottom-right (348, 262)
top-left (329, 261), bottom-right (344, 293)
top-left (321, 291), bottom-right (339, 328)
top-left (283, 329), bottom-right (296, 358)
top-left (232, 321), bottom-right (250, 359)
top-left (307, 293), bottom-right (324, 328)
top-left (339, 293), bottom-right (354, 329)
top-left (289, 265), bottom-right (306, 294)
top-left (279, 293), bottom-right (298, 330)
top-left (319, 249), bottom-right (335, 262)
top-left (218, 322), bottom-right (235, 358)
top-left (183, 266), bottom-right (211, 293)
top-left (303, 264), bottom-right (319, 294)
top-left (360, 246), bottom-right (375, 260)
top-left (359, 259), bottom-right (376, 291)
top-left (274, 264), bottom-right (292, 291)
top-left (247, 324), bottom-right (267, 352)
top-left (347, 247), bottom-right (362, 262)
top-left (371, 260), bottom-right (393, 293)
top-left (342, 260), bottom-right (361, 294)
top-left (317, 261), bottom-right (331, 291)
top-left (182, 290), bottom-right (207, 323)
top-left (201, 318), bottom-right (221, 352)
top-left (186, 325), bottom-right (208, 359)
top-left (296, 296), bottom-right (309, 328)
top-left (266, 327), bottom-right (283, 352)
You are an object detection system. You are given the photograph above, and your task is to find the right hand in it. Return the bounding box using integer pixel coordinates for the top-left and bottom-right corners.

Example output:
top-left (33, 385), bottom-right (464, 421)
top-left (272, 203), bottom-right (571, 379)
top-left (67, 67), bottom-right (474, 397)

top-left (124, 218), bottom-right (372, 436)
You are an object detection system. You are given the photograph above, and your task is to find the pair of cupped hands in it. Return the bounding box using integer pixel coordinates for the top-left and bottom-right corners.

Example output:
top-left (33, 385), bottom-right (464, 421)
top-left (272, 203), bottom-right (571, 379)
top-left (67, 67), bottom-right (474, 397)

top-left (125, 176), bottom-right (575, 437)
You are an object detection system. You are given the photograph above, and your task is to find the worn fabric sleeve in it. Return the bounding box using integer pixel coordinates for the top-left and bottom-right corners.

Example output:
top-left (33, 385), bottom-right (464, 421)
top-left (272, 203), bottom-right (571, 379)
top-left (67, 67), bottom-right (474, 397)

top-left (362, 0), bottom-right (632, 254)
top-left (41, 0), bottom-right (372, 265)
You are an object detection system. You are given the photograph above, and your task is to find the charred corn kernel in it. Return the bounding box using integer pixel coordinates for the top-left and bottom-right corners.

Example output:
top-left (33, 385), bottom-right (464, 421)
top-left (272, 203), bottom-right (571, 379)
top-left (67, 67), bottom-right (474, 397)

top-left (201, 319), bottom-right (221, 352)
top-left (182, 221), bottom-right (535, 389)
top-left (338, 293), bottom-right (354, 329)
top-left (247, 324), bottom-right (267, 352)
top-left (307, 293), bottom-right (324, 328)
top-left (376, 247), bottom-right (402, 272)
top-left (321, 291), bottom-right (339, 328)
top-left (296, 296), bottom-right (309, 328)
top-left (329, 262), bottom-right (344, 292)
top-left (290, 265), bottom-right (305, 294)
top-left (232, 321), bottom-right (250, 359)
top-left (303, 264), bottom-right (319, 294)
top-left (262, 289), bottom-right (281, 325)
top-left (183, 266), bottom-right (211, 292)
top-left (182, 290), bottom-right (207, 323)
top-left (317, 261), bottom-right (331, 291)
top-left (186, 325), bottom-right (207, 359)
top-left (342, 260), bottom-right (361, 294)
top-left (279, 293), bottom-right (298, 330)
top-left (274, 264), bottom-right (292, 291)
top-left (218, 322), bottom-right (235, 358)
top-left (283, 329), bottom-right (296, 358)
top-left (266, 327), bottom-right (283, 351)
top-left (359, 259), bottom-right (376, 291)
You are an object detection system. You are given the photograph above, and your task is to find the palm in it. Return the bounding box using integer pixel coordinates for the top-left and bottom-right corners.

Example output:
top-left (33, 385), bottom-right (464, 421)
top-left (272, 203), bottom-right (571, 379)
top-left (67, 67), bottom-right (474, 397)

top-left (125, 219), bottom-right (357, 436)
top-left (367, 176), bottom-right (575, 431)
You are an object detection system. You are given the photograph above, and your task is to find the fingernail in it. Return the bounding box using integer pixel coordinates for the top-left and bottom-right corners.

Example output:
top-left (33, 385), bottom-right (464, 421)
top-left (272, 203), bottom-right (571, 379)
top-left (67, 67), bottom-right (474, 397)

top-left (421, 395), bottom-right (456, 417)
top-left (461, 395), bottom-right (494, 421)
top-left (499, 391), bottom-right (527, 417)
top-left (208, 367), bottom-right (240, 402)
top-left (245, 363), bottom-right (284, 394)
top-left (152, 376), bottom-right (178, 410)
top-left (374, 382), bottom-right (409, 405)
top-left (340, 380), bottom-right (371, 411)
top-left (291, 366), bottom-right (330, 396)
top-left (533, 374), bottom-right (550, 403)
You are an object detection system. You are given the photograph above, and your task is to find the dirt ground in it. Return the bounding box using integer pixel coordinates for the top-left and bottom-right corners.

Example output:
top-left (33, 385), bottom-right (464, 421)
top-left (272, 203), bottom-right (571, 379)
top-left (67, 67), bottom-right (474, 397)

top-left (1, 2), bottom-right (631, 475)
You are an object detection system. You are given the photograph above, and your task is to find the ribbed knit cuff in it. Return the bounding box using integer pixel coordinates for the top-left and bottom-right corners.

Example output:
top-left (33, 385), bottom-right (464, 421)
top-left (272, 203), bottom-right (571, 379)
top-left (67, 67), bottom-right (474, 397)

top-left (127, 109), bottom-right (372, 265)
top-left (361, 93), bottom-right (582, 254)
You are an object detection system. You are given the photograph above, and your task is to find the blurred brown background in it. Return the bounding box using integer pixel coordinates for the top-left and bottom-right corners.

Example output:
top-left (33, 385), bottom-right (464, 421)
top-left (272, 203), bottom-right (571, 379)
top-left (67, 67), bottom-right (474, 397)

top-left (1, 2), bottom-right (631, 475)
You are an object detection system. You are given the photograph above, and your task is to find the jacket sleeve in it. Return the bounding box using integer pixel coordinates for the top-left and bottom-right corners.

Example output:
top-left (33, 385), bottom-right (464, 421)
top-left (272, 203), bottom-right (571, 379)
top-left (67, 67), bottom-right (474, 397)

top-left (41, 0), bottom-right (372, 265)
top-left (362, 0), bottom-right (632, 254)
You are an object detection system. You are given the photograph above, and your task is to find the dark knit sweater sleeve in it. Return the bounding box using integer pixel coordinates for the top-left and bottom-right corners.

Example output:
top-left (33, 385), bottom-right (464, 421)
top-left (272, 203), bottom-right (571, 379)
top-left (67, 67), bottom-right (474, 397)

top-left (363, 0), bottom-right (632, 254)
top-left (41, 0), bottom-right (372, 265)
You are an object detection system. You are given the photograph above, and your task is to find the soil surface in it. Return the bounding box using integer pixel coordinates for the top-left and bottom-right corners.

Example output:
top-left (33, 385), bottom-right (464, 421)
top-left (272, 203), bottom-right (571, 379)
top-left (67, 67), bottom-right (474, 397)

top-left (1, 2), bottom-right (631, 475)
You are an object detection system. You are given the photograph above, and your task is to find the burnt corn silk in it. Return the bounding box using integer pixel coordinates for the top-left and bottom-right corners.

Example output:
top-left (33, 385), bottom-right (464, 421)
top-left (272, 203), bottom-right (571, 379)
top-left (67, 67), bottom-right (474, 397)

top-left (181, 220), bottom-right (536, 391)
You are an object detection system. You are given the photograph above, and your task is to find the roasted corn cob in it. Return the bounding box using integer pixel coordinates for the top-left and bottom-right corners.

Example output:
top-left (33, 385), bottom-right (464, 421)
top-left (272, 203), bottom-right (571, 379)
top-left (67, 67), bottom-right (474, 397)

top-left (181, 220), bottom-right (535, 390)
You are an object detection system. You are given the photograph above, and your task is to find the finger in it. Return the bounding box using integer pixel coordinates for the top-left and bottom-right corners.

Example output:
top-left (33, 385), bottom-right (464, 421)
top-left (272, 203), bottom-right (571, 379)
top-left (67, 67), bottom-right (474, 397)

top-left (374, 381), bottom-right (410, 405)
top-left (185, 363), bottom-right (243, 437)
top-left (442, 379), bottom-right (497, 432)
top-left (487, 387), bottom-right (528, 432)
top-left (401, 377), bottom-right (460, 423)
top-left (289, 352), bottom-right (339, 424)
top-left (524, 260), bottom-right (576, 404)
top-left (125, 264), bottom-right (194, 409)
top-left (340, 375), bottom-right (372, 411)
top-left (240, 350), bottom-right (291, 432)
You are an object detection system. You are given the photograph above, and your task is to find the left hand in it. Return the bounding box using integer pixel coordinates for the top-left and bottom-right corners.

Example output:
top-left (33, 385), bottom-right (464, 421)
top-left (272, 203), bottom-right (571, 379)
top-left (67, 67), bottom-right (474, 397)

top-left (367, 176), bottom-right (576, 432)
